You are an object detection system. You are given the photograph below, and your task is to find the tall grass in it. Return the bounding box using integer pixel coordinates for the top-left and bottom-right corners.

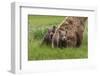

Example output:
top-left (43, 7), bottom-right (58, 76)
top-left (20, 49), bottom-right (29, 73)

top-left (28, 15), bottom-right (88, 60)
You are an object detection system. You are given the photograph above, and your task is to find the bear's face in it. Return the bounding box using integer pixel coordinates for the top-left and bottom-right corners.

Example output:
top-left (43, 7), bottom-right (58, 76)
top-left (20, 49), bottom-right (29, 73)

top-left (59, 30), bottom-right (67, 41)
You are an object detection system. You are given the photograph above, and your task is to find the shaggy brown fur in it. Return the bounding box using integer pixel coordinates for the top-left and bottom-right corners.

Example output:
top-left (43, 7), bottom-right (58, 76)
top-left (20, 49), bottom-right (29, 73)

top-left (52, 29), bottom-right (67, 48)
top-left (66, 17), bottom-right (87, 47)
top-left (55, 16), bottom-right (87, 47)
top-left (42, 26), bottom-right (56, 45)
top-left (66, 30), bottom-right (77, 47)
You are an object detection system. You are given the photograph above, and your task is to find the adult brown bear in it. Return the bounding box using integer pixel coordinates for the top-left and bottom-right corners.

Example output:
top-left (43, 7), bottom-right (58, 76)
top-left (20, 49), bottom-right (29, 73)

top-left (52, 16), bottom-right (87, 48)
top-left (59, 16), bottom-right (87, 47)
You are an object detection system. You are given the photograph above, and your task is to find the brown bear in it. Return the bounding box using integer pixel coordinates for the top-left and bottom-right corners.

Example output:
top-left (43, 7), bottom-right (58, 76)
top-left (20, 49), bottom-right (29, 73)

top-left (67, 17), bottom-right (87, 47)
top-left (42, 26), bottom-right (56, 45)
top-left (52, 28), bottom-right (67, 48)
top-left (59, 29), bottom-right (67, 48)
top-left (58, 16), bottom-right (87, 47)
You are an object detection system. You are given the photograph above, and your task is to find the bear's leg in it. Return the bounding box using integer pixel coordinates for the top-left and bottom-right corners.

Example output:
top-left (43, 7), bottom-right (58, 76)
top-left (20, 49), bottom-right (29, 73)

top-left (76, 32), bottom-right (83, 47)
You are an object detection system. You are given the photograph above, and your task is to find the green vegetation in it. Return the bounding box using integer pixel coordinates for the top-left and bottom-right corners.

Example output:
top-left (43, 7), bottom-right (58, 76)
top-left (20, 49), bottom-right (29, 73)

top-left (28, 15), bottom-right (88, 60)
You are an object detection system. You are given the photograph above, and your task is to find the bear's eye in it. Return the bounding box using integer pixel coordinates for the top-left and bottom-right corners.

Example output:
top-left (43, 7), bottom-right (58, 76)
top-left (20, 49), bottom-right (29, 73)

top-left (67, 37), bottom-right (71, 40)
top-left (68, 37), bottom-right (74, 40)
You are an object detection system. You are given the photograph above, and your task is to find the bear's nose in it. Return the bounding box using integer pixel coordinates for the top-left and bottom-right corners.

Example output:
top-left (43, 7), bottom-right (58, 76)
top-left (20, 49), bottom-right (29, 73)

top-left (63, 36), bottom-right (66, 39)
top-left (62, 37), bottom-right (66, 40)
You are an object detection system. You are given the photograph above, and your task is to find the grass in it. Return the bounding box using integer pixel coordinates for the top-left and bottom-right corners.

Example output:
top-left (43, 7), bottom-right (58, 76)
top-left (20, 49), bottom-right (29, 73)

top-left (28, 15), bottom-right (88, 60)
